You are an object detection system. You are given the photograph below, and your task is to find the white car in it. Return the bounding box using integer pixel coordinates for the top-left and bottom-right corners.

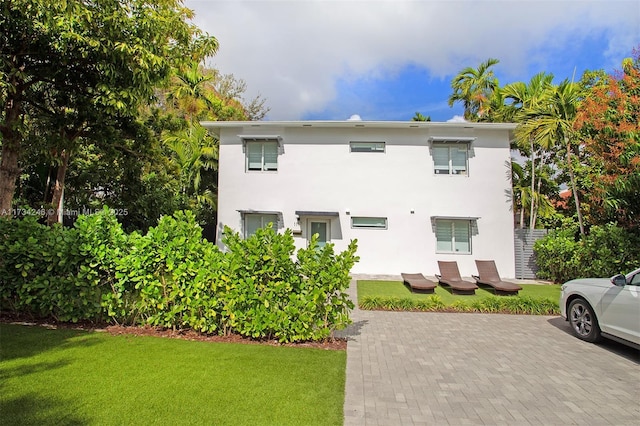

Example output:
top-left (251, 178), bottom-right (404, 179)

top-left (560, 268), bottom-right (640, 349)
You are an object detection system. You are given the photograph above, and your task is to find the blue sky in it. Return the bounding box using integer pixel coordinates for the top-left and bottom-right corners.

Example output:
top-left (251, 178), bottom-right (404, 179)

top-left (186, 0), bottom-right (639, 122)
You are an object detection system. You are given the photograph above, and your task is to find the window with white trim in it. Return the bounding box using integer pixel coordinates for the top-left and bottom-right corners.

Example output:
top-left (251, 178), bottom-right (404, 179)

top-left (351, 217), bottom-right (388, 229)
top-left (350, 141), bottom-right (385, 153)
top-left (246, 141), bottom-right (278, 171)
top-left (244, 214), bottom-right (277, 238)
top-left (432, 144), bottom-right (468, 175)
top-left (435, 219), bottom-right (471, 253)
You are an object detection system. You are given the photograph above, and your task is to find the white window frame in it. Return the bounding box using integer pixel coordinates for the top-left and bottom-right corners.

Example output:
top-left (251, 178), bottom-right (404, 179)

top-left (432, 143), bottom-right (469, 175)
top-left (246, 140), bottom-right (278, 172)
top-left (351, 217), bottom-right (388, 229)
top-left (350, 141), bottom-right (385, 153)
top-left (244, 213), bottom-right (278, 238)
top-left (435, 219), bottom-right (471, 254)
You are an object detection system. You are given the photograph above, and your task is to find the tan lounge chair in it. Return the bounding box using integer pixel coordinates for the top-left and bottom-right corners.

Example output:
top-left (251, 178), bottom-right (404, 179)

top-left (401, 273), bottom-right (437, 293)
top-left (473, 260), bottom-right (522, 295)
top-left (435, 261), bottom-right (478, 295)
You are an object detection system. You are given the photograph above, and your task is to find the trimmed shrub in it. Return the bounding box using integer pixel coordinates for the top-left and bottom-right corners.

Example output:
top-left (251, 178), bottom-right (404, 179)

top-left (359, 295), bottom-right (559, 315)
top-left (535, 223), bottom-right (639, 283)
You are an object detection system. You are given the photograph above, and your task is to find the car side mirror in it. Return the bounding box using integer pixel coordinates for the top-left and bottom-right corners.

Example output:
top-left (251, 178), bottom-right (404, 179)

top-left (611, 274), bottom-right (626, 287)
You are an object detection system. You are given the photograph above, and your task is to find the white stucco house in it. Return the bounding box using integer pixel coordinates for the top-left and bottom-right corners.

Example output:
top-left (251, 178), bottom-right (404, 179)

top-left (202, 120), bottom-right (518, 278)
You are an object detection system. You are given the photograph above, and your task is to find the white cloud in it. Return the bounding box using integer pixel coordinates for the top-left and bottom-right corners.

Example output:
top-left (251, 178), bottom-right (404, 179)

top-left (446, 115), bottom-right (467, 123)
top-left (186, 0), bottom-right (639, 120)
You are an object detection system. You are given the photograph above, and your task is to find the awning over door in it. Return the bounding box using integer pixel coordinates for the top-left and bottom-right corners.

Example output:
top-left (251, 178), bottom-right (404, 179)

top-left (295, 210), bottom-right (339, 217)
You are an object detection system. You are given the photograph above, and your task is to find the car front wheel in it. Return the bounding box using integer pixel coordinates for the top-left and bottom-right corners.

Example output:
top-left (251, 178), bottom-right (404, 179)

top-left (568, 298), bottom-right (601, 343)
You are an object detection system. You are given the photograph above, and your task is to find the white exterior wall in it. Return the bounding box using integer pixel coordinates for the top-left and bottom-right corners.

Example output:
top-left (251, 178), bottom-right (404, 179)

top-left (213, 122), bottom-right (516, 278)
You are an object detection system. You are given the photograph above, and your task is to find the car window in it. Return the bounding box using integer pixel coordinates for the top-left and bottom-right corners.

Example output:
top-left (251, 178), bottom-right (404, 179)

top-left (630, 273), bottom-right (640, 286)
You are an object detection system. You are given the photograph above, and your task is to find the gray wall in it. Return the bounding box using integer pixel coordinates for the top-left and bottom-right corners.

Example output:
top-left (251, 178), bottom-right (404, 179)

top-left (514, 229), bottom-right (548, 279)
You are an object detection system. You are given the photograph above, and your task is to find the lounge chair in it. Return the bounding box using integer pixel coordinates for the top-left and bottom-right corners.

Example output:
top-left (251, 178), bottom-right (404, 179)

top-left (435, 261), bottom-right (478, 295)
top-left (473, 260), bottom-right (522, 295)
top-left (401, 273), bottom-right (437, 293)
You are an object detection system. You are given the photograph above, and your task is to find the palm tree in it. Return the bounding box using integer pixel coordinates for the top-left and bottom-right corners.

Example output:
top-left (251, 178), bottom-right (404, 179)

top-left (502, 72), bottom-right (554, 229)
top-left (164, 124), bottom-right (218, 210)
top-left (166, 62), bottom-right (219, 123)
top-left (448, 58), bottom-right (500, 121)
top-left (411, 112), bottom-right (431, 121)
top-left (515, 80), bottom-right (586, 234)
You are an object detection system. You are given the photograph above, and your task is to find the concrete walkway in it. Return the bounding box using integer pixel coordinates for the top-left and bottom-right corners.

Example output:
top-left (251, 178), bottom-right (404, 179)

top-left (338, 280), bottom-right (640, 425)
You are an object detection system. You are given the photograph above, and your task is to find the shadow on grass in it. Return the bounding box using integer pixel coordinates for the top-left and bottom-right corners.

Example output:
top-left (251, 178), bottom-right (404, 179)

top-left (0, 326), bottom-right (100, 424)
top-left (0, 360), bottom-right (71, 382)
top-left (0, 323), bottom-right (101, 362)
top-left (547, 316), bottom-right (640, 363)
top-left (0, 393), bottom-right (88, 426)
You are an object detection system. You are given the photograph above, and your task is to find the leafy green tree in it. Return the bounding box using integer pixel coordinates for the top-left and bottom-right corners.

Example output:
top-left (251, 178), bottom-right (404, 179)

top-left (0, 0), bottom-right (218, 218)
top-left (448, 58), bottom-right (500, 121)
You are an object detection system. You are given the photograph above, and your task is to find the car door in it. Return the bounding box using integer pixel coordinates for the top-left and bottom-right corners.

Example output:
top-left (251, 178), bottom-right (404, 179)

top-left (599, 270), bottom-right (640, 345)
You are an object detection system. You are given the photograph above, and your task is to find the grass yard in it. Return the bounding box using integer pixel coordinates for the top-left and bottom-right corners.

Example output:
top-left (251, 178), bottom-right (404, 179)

top-left (0, 323), bottom-right (345, 426)
top-left (358, 280), bottom-right (560, 306)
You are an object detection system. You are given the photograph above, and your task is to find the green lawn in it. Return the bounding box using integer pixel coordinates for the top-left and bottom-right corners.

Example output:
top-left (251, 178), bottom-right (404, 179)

top-left (0, 323), bottom-right (345, 426)
top-left (358, 280), bottom-right (561, 305)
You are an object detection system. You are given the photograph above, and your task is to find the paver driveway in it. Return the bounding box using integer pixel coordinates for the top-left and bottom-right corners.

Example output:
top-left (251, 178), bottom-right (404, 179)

top-left (340, 281), bottom-right (640, 425)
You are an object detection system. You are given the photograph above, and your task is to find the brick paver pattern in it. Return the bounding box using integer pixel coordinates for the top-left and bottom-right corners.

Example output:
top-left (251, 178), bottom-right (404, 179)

top-left (340, 280), bottom-right (640, 425)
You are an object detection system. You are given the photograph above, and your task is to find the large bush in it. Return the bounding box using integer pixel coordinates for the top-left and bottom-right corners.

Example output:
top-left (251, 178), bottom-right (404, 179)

top-left (534, 223), bottom-right (639, 283)
top-left (107, 210), bottom-right (226, 333)
top-left (222, 227), bottom-right (358, 341)
top-left (0, 209), bottom-right (126, 322)
top-left (0, 209), bottom-right (359, 342)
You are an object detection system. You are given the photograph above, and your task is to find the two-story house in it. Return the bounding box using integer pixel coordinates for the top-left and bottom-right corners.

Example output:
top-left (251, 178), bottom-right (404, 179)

top-left (203, 120), bottom-right (517, 277)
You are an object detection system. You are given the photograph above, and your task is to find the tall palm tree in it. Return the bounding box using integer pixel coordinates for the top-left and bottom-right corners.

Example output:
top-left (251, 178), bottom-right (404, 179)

top-left (502, 72), bottom-right (554, 229)
top-left (515, 80), bottom-right (586, 234)
top-left (448, 58), bottom-right (500, 121)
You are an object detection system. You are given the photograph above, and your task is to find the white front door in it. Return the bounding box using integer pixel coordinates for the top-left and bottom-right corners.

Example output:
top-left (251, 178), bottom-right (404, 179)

top-left (309, 220), bottom-right (330, 248)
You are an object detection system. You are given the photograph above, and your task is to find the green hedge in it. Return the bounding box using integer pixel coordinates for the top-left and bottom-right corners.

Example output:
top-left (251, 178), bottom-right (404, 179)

top-left (534, 223), bottom-right (639, 283)
top-left (0, 208), bottom-right (359, 342)
top-left (360, 295), bottom-right (559, 315)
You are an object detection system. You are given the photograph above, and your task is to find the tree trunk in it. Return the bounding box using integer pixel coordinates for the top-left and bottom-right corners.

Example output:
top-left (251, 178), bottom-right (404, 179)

top-left (531, 177), bottom-right (542, 230)
top-left (529, 140), bottom-right (536, 230)
top-left (565, 139), bottom-right (585, 235)
top-left (519, 191), bottom-right (525, 229)
top-left (46, 150), bottom-right (71, 226)
top-left (0, 94), bottom-right (23, 217)
top-left (0, 145), bottom-right (20, 217)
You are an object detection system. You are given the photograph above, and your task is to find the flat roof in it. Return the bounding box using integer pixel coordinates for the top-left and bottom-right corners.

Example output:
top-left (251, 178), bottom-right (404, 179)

top-left (201, 120), bottom-right (517, 136)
